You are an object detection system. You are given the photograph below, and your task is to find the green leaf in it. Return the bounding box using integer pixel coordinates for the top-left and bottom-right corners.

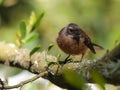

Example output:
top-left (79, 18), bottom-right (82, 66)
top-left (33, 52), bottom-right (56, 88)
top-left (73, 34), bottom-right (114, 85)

top-left (91, 70), bottom-right (106, 90)
top-left (57, 54), bottom-right (61, 61)
top-left (31, 11), bottom-right (45, 31)
top-left (27, 12), bottom-right (37, 33)
top-left (47, 61), bottom-right (57, 67)
top-left (30, 46), bottom-right (41, 56)
top-left (63, 69), bottom-right (86, 90)
top-left (47, 43), bottom-right (54, 52)
top-left (20, 21), bottom-right (26, 38)
top-left (23, 32), bottom-right (38, 44)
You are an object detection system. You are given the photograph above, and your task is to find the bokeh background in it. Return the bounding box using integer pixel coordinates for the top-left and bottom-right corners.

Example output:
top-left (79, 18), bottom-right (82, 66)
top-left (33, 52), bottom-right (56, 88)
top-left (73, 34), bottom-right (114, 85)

top-left (0, 0), bottom-right (120, 90)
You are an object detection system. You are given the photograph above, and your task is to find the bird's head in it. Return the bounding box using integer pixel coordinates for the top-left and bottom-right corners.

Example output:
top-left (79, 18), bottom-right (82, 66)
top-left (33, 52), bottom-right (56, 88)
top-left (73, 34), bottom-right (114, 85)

top-left (66, 23), bottom-right (81, 36)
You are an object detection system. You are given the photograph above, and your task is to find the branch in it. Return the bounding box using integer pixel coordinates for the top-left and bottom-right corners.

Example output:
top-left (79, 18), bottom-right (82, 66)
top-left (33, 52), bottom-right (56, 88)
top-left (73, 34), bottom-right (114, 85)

top-left (0, 71), bottom-right (48, 89)
top-left (0, 42), bottom-right (120, 89)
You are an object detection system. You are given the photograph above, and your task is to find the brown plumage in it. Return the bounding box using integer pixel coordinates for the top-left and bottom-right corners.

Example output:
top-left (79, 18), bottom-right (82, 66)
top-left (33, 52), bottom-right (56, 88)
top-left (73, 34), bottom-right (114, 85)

top-left (57, 23), bottom-right (103, 61)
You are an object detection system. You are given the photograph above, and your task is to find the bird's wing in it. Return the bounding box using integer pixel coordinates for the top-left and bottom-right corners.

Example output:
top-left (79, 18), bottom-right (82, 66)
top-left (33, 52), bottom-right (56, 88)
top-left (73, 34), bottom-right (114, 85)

top-left (84, 37), bottom-right (96, 54)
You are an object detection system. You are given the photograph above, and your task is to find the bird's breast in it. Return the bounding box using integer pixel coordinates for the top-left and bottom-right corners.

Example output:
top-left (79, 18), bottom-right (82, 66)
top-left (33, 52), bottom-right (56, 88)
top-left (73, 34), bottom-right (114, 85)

top-left (57, 35), bottom-right (87, 55)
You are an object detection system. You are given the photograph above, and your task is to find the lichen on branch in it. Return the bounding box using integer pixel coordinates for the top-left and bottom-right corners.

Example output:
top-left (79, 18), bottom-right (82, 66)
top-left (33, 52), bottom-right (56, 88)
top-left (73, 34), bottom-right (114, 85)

top-left (0, 42), bottom-right (120, 89)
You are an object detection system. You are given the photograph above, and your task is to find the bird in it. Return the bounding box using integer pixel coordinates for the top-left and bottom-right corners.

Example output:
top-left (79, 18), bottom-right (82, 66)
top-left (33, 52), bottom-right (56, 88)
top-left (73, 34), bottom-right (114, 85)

top-left (56, 23), bottom-right (104, 63)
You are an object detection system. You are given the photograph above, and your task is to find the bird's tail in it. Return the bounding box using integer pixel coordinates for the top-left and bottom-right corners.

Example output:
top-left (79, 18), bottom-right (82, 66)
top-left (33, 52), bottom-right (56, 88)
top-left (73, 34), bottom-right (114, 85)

top-left (92, 43), bottom-right (104, 51)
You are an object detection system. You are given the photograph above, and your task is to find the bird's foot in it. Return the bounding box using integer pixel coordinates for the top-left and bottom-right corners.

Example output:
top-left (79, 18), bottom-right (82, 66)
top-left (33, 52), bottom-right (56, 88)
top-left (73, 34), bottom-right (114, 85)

top-left (64, 58), bottom-right (72, 64)
top-left (59, 55), bottom-right (73, 64)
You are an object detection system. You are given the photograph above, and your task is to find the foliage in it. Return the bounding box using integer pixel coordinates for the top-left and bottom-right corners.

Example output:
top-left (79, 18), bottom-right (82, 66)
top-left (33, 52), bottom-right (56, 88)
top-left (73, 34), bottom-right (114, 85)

top-left (90, 69), bottom-right (106, 90)
top-left (30, 46), bottom-right (41, 56)
top-left (0, 0), bottom-right (3, 5)
top-left (16, 11), bottom-right (44, 49)
top-left (63, 69), bottom-right (86, 90)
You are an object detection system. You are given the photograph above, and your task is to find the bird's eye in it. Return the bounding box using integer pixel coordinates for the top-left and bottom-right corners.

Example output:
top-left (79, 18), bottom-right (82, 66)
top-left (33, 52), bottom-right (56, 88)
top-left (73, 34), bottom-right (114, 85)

top-left (68, 27), bottom-right (74, 32)
top-left (69, 28), bottom-right (74, 32)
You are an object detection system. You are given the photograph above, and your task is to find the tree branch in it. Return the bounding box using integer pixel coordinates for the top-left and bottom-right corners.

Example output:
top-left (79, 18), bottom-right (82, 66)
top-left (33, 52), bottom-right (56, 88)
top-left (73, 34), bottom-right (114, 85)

top-left (0, 71), bottom-right (48, 89)
top-left (0, 42), bottom-right (120, 89)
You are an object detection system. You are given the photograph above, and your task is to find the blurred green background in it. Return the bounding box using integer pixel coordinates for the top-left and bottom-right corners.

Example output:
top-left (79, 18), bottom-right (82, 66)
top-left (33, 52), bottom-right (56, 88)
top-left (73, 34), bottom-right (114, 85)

top-left (0, 0), bottom-right (120, 56)
top-left (0, 0), bottom-right (120, 89)
top-left (0, 0), bottom-right (120, 51)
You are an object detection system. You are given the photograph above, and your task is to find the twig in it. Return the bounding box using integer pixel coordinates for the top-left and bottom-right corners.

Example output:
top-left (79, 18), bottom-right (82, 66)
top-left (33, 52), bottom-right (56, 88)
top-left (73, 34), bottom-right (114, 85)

top-left (0, 71), bottom-right (48, 89)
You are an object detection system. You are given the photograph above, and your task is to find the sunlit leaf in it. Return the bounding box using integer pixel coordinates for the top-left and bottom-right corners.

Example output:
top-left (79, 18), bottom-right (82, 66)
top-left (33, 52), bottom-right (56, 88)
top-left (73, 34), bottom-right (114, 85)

top-left (57, 54), bottom-right (61, 61)
top-left (16, 39), bottom-right (21, 48)
top-left (27, 12), bottom-right (37, 34)
top-left (30, 46), bottom-right (41, 56)
top-left (31, 11), bottom-right (45, 31)
top-left (47, 43), bottom-right (54, 52)
top-left (20, 21), bottom-right (26, 38)
top-left (16, 31), bottom-right (23, 48)
top-left (91, 70), bottom-right (106, 90)
top-left (63, 69), bottom-right (86, 90)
